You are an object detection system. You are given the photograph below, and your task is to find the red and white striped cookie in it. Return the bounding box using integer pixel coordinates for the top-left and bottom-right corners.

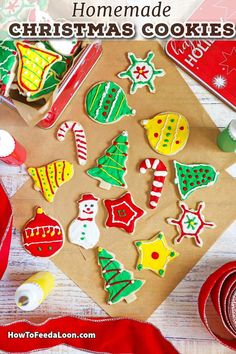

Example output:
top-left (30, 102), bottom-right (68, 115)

top-left (57, 121), bottom-right (87, 165)
top-left (139, 158), bottom-right (168, 209)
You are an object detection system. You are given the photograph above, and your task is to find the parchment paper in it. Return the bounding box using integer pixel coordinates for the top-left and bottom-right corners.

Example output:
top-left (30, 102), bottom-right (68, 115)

top-left (2, 41), bottom-right (236, 320)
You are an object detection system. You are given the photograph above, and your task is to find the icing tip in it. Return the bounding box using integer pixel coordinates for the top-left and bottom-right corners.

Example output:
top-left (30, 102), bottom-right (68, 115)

top-left (141, 120), bottom-right (148, 126)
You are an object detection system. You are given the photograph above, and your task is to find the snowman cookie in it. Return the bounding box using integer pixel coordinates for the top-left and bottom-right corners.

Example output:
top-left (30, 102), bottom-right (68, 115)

top-left (68, 194), bottom-right (100, 249)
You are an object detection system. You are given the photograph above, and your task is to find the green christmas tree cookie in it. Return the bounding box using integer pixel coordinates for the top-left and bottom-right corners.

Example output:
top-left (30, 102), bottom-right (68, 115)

top-left (0, 40), bottom-right (18, 95)
top-left (118, 51), bottom-right (165, 94)
top-left (174, 160), bottom-right (219, 200)
top-left (85, 81), bottom-right (135, 124)
top-left (98, 247), bottom-right (145, 305)
top-left (87, 131), bottom-right (129, 190)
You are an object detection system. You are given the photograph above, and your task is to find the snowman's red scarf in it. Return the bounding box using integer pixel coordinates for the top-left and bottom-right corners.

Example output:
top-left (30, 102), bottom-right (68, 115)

top-left (0, 181), bottom-right (13, 280)
top-left (0, 316), bottom-right (177, 353)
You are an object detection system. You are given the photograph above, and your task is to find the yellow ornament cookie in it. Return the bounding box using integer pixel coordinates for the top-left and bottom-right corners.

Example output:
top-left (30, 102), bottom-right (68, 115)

top-left (135, 232), bottom-right (179, 277)
top-left (16, 41), bottom-right (61, 94)
top-left (141, 112), bottom-right (189, 156)
top-left (28, 160), bottom-right (74, 203)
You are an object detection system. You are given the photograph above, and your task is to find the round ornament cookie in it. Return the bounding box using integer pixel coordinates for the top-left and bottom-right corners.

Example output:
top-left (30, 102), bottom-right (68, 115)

top-left (22, 207), bottom-right (64, 258)
top-left (141, 112), bottom-right (189, 156)
top-left (85, 81), bottom-right (135, 124)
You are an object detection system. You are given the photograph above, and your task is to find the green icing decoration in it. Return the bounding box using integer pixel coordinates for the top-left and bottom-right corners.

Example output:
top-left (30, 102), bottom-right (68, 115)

top-left (118, 51), bottom-right (165, 94)
top-left (0, 40), bottom-right (17, 93)
top-left (174, 160), bottom-right (219, 200)
top-left (27, 71), bottom-right (60, 101)
top-left (86, 81), bottom-right (135, 124)
top-left (27, 41), bottom-right (73, 101)
top-left (98, 247), bottom-right (144, 305)
top-left (159, 269), bottom-right (164, 276)
top-left (87, 131), bottom-right (129, 190)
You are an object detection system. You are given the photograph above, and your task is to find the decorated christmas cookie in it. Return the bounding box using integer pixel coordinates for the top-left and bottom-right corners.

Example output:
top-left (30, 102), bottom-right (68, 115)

top-left (141, 112), bottom-right (189, 156)
top-left (85, 81), bottom-right (135, 124)
top-left (87, 131), bottom-right (129, 190)
top-left (22, 207), bottom-right (64, 258)
top-left (167, 201), bottom-right (216, 247)
top-left (0, 40), bottom-right (18, 95)
top-left (118, 51), bottom-right (165, 94)
top-left (16, 41), bottom-right (61, 94)
top-left (27, 71), bottom-right (60, 101)
top-left (69, 194), bottom-right (100, 249)
top-left (98, 247), bottom-right (145, 305)
top-left (139, 158), bottom-right (168, 209)
top-left (57, 121), bottom-right (87, 165)
top-left (135, 232), bottom-right (179, 278)
top-left (104, 192), bottom-right (145, 234)
top-left (28, 160), bottom-right (74, 203)
top-left (173, 161), bottom-right (219, 200)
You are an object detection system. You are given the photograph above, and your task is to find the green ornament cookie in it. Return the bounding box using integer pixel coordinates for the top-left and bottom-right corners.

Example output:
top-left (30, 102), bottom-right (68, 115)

top-left (98, 247), bottom-right (145, 305)
top-left (174, 160), bottom-right (219, 200)
top-left (118, 51), bottom-right (165, 94)
top-left (27, 71), bottom-right (60, 101)
top-left (0, 40), bottom-right (18, 95)
top-left (87, 131), bottom-right (129, 190)
top-left (85, 81), bottom-right (135, 124)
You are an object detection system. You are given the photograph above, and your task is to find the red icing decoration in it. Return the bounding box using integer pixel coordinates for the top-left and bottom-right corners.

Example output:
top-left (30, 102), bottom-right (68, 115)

top-left (157, 119), bottom-right (162, 124)
top-left (168, 201), bottom-right (215, 247)
top-left (104, 192), bottom-right (145, 234)
top-left (154, 133), bottom-right (159, 138)
top-left (102, 112), bottom-right (107, 116)
top-left (151, 252), bottom-right (159, 260)
top-left (104, 106), bottom-right (108, 110)
top-left (112, 88), bottom-right (116, 92)
top-left (179, 126), bottom-right (184, 130)
top-left (22, 207), bottom-right (64, 258)
top-left (175, 140), bottom-right (180, 144)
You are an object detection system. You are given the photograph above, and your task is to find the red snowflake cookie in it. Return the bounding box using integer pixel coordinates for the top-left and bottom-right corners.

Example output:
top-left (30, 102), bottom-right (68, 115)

top-left (167, 201), bottom-right (216, 247)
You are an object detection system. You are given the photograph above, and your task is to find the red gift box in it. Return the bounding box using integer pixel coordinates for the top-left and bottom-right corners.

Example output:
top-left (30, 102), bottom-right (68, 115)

top-left (0, 42), bottom-right (102, 129)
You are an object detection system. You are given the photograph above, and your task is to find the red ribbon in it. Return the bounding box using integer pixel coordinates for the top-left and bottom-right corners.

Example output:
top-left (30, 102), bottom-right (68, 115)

top-left (0, 180), bottom-right (13, 280)
top-left (0, 316), bottom-right (177, 353)
top-left (198, 261), bottom-right (236, 350)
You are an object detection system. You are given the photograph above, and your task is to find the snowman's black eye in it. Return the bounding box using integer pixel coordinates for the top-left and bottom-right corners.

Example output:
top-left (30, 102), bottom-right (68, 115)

top-left (85, 204), bottom-right (88, 207)
top-left (91, 204), bottom-right (94, 207)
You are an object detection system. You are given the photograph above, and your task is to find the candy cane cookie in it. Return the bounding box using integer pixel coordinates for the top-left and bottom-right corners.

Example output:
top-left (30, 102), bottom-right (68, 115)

top-left (139, 158), bottom-right (168, 209)
top-left (57, 121), bottom-right (87, 165)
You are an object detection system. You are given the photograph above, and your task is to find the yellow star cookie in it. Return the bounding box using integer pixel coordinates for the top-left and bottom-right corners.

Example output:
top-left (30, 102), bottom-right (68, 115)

top-left (28, 160), bottom-right (74, 203)
top-left (135, 232), bottom-right (179, 277)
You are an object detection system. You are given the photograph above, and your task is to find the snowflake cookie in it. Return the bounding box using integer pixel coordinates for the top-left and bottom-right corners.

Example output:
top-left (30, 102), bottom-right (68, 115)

top-left (167, 201), bottom-right (216, 247)
top-left (118, 51), bottom-right (165, 94)
top-left (135, 232), bottom-right (179, 278)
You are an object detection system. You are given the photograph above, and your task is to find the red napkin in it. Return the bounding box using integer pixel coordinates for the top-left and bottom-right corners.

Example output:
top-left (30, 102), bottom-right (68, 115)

top-left (0, 316), bottom-right (177, 353)
top-left (0, 180), bottom-right (13, 279)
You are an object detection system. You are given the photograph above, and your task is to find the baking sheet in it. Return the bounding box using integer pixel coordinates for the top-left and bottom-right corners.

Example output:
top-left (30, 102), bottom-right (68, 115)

top-left (2, 41), bottom-right (235, 320)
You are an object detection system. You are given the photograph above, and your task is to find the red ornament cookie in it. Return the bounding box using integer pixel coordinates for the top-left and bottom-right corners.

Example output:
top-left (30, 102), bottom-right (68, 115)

top-left (22, 207), bottom-right (64, 258)
top-left (104, 192), bottom-right (146, 234)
